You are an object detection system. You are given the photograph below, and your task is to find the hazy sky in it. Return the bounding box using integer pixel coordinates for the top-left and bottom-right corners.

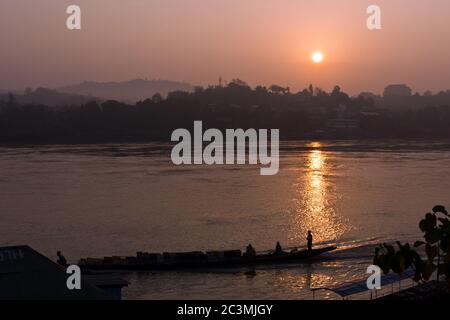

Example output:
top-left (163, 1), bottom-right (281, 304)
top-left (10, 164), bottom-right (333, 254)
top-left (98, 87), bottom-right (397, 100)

top-left (1, 0), bottom-right (450, 94)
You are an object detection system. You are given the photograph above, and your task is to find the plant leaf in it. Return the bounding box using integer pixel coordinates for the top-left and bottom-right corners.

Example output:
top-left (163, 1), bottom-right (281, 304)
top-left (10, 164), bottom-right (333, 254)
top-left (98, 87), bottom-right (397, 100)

top-left (433, 205), bottom-right (448, 216)
top-left (414, 241), bottom-right (425, 247)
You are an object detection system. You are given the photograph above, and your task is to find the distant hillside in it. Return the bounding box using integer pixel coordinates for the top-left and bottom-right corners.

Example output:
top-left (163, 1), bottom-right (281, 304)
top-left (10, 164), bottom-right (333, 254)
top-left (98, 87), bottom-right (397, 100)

top-left (0, 88), bottom-right (98, 106)
top-left (58, 79), bottom-right (194, 103)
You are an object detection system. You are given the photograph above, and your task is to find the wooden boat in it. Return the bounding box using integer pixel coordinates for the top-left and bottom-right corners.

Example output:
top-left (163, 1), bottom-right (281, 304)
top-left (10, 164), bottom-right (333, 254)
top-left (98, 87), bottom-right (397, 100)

top-left (79, 246), bottom-right (337, 271)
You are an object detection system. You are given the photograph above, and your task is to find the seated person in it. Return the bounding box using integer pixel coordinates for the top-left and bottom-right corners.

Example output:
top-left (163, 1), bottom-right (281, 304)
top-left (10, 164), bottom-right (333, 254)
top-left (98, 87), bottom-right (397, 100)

top-left (275, 242), bottom-right (284, 255)
top-left (245, 244), bottom-right (256, 257)
top-left (56, 251), bottom-right (68, 267)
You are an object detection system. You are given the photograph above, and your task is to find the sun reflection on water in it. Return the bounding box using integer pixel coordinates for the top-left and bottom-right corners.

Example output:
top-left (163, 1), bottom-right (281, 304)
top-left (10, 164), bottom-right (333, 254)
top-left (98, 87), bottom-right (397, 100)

top-left (290, 142), bottom-right (348, 245)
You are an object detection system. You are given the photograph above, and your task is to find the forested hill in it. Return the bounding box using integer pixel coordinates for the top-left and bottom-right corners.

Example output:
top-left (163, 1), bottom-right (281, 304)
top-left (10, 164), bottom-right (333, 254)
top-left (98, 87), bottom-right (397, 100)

top-left (2, 80), bottom-right (450, 143)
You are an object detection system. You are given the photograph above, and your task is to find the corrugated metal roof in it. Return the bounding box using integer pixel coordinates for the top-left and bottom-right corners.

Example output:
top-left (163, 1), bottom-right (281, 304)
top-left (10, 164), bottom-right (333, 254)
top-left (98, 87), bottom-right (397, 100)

top-left (312, 268), bottom-right (416, 297)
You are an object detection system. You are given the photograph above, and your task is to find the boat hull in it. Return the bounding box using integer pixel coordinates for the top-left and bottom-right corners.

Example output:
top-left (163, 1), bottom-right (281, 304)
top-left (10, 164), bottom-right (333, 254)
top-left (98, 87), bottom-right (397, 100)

top-left (80, 246), bottom-right (337, 271)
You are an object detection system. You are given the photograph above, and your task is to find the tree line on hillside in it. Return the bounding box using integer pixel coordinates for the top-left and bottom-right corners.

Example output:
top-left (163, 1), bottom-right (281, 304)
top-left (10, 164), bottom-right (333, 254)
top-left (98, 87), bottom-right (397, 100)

top-left (2, 80), bottom-right (450, 143)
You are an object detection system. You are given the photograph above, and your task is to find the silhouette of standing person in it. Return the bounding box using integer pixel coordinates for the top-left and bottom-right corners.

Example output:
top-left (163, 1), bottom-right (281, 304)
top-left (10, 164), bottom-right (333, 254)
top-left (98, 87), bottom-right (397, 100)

top-left (57, 251), bottom-right (68, 267)
top-left (307, 231), bottom-right (313, 251)
top-left (275, 241), bottom-right (283, 255)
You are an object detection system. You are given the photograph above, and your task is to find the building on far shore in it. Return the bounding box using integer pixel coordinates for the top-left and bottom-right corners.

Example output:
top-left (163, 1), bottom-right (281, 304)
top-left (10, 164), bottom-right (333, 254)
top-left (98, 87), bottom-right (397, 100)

top-left (383, 84), bottom-right (412, 98)
top-left (327, 118), bottom-right (359, 130)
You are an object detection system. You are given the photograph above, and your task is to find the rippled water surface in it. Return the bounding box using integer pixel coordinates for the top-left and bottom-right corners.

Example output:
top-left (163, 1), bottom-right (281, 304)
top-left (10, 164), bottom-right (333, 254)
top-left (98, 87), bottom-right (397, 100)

top-left (1, 141), bottom-right (449, 299)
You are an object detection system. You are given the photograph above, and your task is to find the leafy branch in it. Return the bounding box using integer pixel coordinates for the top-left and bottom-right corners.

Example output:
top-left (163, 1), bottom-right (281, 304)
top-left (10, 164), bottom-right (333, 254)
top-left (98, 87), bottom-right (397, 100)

top-left (374, 205), bottom-right (450, 288)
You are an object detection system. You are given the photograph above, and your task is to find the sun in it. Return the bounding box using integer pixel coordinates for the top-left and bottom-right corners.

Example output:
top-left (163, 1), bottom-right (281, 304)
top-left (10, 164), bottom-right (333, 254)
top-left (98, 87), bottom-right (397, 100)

top-left (312, 51), bottom-right (324, 64)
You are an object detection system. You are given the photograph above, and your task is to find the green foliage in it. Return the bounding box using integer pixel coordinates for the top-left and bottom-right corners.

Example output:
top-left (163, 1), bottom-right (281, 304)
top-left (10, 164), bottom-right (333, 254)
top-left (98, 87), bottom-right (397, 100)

top-left (374, 205), bottom-right (450, 286)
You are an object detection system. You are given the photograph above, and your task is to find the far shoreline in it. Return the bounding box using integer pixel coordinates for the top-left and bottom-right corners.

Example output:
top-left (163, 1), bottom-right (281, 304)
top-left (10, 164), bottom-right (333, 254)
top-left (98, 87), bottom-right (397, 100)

top-left (1, 137), bottom-right (450, 148)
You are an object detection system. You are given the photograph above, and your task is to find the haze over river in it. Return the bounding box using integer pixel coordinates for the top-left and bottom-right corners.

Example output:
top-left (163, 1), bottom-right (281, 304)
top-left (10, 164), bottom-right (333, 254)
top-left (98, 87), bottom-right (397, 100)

top-left (1, 141), bottom-right (449, 299)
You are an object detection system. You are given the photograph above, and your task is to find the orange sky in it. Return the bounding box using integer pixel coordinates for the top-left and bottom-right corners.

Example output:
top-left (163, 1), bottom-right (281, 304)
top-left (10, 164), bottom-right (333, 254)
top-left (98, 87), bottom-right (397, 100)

top-left (1, 0), bottom-right (450, 94)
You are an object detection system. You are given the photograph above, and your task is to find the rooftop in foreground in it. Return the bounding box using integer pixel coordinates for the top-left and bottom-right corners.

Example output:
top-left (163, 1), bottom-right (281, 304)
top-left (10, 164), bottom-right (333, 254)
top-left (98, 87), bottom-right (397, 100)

top-left (0, 245), bottom-right (127, 300)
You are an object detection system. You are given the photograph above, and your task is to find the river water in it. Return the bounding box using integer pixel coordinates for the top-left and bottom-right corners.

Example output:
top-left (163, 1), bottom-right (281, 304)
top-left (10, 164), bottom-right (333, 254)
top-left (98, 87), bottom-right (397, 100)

top-left (1, 141), bottom-right (449, 299)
